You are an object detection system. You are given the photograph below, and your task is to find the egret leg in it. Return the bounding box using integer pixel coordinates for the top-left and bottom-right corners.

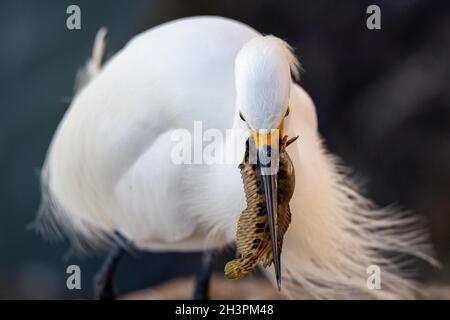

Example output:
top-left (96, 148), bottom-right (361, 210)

top-left (192, 251), bottom-right (214, 300)
top-left (94, 234), bottom-right (127, 300)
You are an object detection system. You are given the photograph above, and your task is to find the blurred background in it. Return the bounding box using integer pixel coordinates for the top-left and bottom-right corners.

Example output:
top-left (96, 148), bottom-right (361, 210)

top-left (0, 0), bottom-right (449, 299)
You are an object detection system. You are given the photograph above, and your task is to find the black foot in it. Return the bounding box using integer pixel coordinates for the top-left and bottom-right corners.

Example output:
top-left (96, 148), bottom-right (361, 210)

top-left (94, 234), bottom-right (127, 300)
top-left (192, 251), bottom-right (214, 300)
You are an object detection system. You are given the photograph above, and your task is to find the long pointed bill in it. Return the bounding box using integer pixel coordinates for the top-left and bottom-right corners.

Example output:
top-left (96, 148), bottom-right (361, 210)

top-left (261, 173), bottom-right (281, 290)
top-left (252, 129), bottom-right (282, 290)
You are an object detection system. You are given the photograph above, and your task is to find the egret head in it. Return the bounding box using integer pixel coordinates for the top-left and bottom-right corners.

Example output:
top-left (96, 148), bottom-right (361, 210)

top-left (235, 35), bottom-right (299, 131)
top-left (235, 35), bottom-right (300, 289)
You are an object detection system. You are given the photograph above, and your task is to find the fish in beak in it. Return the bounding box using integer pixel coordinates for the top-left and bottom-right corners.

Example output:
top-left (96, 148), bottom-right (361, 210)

top-left (224, 129), bottom-right (297, 291)
top-left (255, 131), bottom-right (282, 290)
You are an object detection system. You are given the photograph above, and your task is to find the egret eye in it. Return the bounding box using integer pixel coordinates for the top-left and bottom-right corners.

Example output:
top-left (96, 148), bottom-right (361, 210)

top-left (285, 107), bottom-right (290, 117)
top-left (239, 112), bottom-right (246, 122)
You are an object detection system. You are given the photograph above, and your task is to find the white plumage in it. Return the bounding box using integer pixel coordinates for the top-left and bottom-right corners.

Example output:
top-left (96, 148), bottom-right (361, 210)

top-left (37, 16), bottom-right (436, 299)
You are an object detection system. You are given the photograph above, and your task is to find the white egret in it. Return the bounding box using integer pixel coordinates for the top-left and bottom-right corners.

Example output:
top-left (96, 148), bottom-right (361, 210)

top-left (36, 16), bottom-right (436, 299)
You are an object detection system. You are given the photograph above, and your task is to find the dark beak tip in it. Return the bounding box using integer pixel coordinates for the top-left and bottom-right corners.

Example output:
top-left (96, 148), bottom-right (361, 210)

top-left (276, 276), bottom-right (282, 291)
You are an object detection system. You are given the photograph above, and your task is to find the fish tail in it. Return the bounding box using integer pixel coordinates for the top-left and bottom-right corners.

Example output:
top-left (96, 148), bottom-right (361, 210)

top-left (224, 257), bottom-right (257, 280)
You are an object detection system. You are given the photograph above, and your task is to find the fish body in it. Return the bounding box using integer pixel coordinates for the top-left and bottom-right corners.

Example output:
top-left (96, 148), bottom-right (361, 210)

top-left (225, 136), bottom-right (297, 279)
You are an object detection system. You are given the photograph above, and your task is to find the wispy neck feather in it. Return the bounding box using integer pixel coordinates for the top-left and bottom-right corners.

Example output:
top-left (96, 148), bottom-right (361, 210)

top-left (265, 124), bottom-right (438, 299)
top-left (235, 35), bottom-right (301, 130)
